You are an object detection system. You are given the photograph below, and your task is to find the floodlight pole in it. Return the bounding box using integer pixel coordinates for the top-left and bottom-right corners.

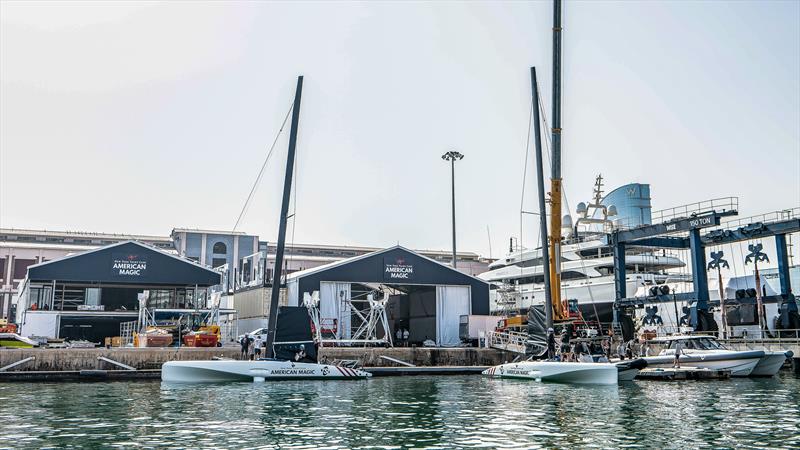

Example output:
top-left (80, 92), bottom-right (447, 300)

top-left (442, 151), bottom-right (464, 268)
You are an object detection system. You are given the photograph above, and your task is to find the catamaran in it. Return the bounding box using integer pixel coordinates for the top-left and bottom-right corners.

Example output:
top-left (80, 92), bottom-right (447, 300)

top-left (162, 76), bottom-right (370, 383)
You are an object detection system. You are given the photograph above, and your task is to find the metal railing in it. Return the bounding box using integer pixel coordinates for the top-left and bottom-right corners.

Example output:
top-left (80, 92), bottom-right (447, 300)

top-left (651, 197), bottom-right (739, 225)
top-left (713, 207), bottom-right (800, 231)
top-left (486, 330), bottom-right (535, 354)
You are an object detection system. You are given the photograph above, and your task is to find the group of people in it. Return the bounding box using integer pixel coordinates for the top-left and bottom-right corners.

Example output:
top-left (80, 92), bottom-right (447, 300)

top-left (394, 327), bottom-right (410, 346)
top-left (240, 334), bottom-right (265, 360)
top-left (546, 328), bottom-right (652, 362)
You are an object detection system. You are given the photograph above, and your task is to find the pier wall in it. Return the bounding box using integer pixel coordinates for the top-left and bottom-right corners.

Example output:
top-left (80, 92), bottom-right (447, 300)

top-left (0, 348), bottom-right (240, 371)
top-left (319, 347), bottom-right (515, 367)
top-left (0, 347), bottom-right (514, 372)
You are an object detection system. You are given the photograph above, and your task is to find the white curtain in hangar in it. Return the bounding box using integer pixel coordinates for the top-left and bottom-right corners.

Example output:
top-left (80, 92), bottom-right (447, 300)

top-left (436, 285), bottom-right (471, 346)
top-left (320, 281), bottom-right (352, 339)
top-left (287, 280), bottom-right (298, 307)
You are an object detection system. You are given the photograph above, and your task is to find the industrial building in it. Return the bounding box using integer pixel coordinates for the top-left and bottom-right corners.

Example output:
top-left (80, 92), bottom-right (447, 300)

top-left (285, 246), bottom-right (490, 346)
top-left (15, 241), bottom-right (225, 343)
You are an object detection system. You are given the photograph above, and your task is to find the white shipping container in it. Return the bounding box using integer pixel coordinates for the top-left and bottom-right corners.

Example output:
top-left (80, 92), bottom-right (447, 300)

top-left (459, 315), bottom-right (504, 343)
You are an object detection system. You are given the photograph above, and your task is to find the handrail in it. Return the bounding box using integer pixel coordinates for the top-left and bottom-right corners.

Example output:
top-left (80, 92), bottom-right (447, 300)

top-left (651, 197), bottom-right (739, 225)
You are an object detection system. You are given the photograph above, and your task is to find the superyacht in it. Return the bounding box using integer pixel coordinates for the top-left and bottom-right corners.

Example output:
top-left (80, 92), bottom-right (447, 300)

top-left (479, 176), bottom-right (687, 322)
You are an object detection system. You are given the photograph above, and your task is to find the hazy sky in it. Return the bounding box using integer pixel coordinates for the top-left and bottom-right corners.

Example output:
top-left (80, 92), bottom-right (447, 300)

top-left (1, 1), bottom-right (798, 259)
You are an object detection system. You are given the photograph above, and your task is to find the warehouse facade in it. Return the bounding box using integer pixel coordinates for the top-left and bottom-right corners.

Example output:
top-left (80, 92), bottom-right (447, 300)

top-left (16, 241), bottom-right (223, 343)
top-left (286, 246), bottom-right (489, 347)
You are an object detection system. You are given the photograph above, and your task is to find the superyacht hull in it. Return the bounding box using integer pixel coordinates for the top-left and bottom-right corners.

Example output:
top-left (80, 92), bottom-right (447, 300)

top-left (162, 360), bottom-right (371, 382)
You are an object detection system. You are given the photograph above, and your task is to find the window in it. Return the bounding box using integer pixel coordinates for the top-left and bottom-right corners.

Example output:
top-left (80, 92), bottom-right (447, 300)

top-left (212, 242), bottom-right (227, 254)
top-left (212, 257), bottom-right (227, 268)
top-left (86, 288), bottom-right (101, 306)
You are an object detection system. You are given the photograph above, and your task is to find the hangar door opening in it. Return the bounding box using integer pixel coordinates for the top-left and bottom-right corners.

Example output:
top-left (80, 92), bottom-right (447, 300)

top-left (387, 285), bottom-right (470, 346)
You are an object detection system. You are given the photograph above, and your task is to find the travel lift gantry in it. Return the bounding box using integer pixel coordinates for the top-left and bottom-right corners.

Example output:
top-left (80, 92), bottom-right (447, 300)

top-left (610, 207), bottom-right (800, 337)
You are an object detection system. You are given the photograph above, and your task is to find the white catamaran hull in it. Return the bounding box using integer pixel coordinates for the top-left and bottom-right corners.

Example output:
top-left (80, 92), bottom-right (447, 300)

top-left (162, 360), bottom-right (371, 382)
top-left (750, 352), bottom-right (791, 377)
top-left (482, 361), bottom-right (618, 385)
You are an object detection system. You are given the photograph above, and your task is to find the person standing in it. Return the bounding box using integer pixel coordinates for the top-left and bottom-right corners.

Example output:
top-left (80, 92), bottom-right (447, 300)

top-left (546, 328), bottom-right (556, 360)
top-left (240, 334), bottom-right (250, 360)
top-left (403, 328), bottom-right (410, 347)
top-left (617, 340), bottom-right (626, 361)
top-left (396, 327), bottom-right (403, 346)
top-left (253, 335), bottom-right (263, 359)
top-left (673, 340), bottom-right (683, 368)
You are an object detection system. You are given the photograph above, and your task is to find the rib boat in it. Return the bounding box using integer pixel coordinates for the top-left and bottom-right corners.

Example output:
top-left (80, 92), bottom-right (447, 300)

top-left (642, 335), bottom-right (765, 377)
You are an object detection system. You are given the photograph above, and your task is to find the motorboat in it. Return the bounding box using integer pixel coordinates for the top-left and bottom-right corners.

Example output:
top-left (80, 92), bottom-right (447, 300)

top-left (162, 359), bottom-right (371, 382)
top-left (750, 350), bottom-right (793, 377)
top-left (642, 335), bottom-right (764, 377)
top-left (482, 361), bottom-right (618, 385)
top-left (182, 330), bottom-right (219, 347)
top-left (135, 327), bottom-right (173, 347)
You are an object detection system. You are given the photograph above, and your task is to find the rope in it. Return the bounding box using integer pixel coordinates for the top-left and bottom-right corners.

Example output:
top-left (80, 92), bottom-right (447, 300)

top-left (232, 103), bottom-right (294, 231)
top-left (519, 101), bottom-right (534, 283)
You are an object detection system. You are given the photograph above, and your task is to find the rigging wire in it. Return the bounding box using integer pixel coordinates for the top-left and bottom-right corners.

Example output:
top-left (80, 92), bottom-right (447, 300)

top-left (232, 103), bottom-right (294, 232)
top-left (286, 141), bottom-right (299, 274)
top-left (519, 101), bottom-right (534, 283)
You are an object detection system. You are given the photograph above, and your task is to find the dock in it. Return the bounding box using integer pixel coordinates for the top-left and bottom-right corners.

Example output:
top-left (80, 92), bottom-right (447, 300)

top-left (636, 367), bottom-right (731, 381)
top-left (0, 369), bottom-right (162, 382)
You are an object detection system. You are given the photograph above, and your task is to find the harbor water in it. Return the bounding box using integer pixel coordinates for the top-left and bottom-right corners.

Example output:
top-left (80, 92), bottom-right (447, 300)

top-left (1, 374), bottom-right (799, 448)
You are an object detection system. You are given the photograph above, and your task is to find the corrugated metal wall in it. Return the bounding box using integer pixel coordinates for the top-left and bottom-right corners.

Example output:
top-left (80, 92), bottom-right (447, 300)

top-left (233, 287), bottom-right (286, 319)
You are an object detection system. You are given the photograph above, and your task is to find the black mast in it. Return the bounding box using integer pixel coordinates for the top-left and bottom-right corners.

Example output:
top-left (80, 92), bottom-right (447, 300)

top-left (265, 75), bottom-right (304, 358)
top-left (530, 67), bottom-right (554, 329)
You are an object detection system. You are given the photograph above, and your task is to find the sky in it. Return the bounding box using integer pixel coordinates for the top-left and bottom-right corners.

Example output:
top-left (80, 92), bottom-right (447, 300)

top-left (1, 0), bottom-right (798, 261)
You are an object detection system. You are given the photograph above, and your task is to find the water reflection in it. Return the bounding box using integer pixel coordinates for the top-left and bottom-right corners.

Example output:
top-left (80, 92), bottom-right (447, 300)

top-left (0, 374), bottom-right (797, 448)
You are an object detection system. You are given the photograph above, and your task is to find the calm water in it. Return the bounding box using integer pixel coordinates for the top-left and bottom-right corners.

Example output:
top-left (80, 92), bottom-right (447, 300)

top-left (1, 374), bottom-right (799, 449)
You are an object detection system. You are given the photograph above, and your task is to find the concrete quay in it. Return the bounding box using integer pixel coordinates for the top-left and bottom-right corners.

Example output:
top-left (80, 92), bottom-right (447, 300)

top-left (319, 347), bottom-right (516, 367)
top-left (0, 347), bottom-right (240, 372)
top-left (0, 346), bottom-right (513, 375)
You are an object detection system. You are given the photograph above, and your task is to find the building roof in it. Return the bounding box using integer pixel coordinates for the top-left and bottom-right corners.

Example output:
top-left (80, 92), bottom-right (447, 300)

top-left (0, 227), bottom-right (172, 242)
top-left (286, 245), bottom-right (488, 285)
top-left (27, 241), bottom-right (221, 286)
top-left (171, 228), bottom-right (250, 236)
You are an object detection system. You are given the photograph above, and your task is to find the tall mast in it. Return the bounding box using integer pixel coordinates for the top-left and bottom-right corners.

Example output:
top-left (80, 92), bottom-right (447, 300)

top-left (265, 75), bottom-right (304, 358)
top-left (548, 0), bottom-right (566, 320)
top-left (531, 67), bottom-right (554, 329)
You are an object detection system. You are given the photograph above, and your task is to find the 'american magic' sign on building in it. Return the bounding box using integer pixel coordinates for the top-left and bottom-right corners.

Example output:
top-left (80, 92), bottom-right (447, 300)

top-left (111, 253), bottom-right (148, 278)
top-left (384, 257), bottom-right (414, 282)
